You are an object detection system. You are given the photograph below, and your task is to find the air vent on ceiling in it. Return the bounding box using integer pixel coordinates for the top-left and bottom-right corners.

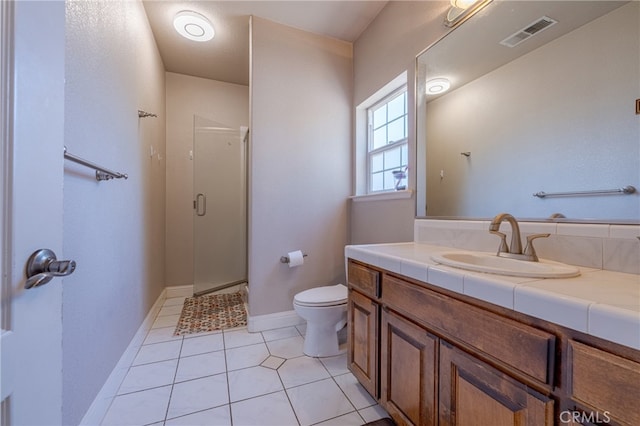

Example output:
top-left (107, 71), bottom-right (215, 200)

top-left (500, 16), bottom-right (558, 48)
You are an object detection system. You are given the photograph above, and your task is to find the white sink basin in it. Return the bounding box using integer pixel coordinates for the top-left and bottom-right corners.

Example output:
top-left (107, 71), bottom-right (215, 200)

top-left (431, 251), bottom-right (581, 279)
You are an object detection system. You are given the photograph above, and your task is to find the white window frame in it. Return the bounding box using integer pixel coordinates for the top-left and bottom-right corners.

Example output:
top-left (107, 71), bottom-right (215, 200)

top-left (366, 85), bottom-right (408, 194)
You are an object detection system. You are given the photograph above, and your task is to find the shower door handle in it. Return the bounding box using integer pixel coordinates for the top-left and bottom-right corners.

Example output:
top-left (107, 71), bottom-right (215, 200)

top-left (195, 193), bottom-right (207, 216)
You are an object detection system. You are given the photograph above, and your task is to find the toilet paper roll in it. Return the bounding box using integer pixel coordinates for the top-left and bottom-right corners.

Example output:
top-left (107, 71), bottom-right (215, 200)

top-left (287, 250), bottom-right (305, 268)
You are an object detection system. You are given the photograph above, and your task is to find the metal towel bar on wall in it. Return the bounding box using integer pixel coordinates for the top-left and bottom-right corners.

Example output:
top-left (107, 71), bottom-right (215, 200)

top-left (64, 146), bottom-right (128, 181)
top-left (64, 146), bottom-right (129, 180)
top-left (533, 185), bottom-right (636, 198)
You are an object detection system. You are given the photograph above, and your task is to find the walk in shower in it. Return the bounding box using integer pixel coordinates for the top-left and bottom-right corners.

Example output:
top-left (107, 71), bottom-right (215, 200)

top-left (193, 115), bottom-right (247, 295)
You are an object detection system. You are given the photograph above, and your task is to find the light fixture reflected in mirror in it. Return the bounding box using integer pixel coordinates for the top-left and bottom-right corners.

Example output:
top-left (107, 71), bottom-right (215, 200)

top-left (444, 0), bottom-right (493, 28)
top-left (425, 78), bottom-right (451, 95)
top-left (174, 10), bottom-right (215, 42)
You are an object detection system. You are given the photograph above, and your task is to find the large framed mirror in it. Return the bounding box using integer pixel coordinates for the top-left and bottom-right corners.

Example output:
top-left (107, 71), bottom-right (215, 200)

top-left (416, 1), bottom-right (639, 222)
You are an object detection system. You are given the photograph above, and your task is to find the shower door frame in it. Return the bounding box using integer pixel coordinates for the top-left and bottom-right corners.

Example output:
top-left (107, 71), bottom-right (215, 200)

top-left (192, 115), bottom-right (248, 296)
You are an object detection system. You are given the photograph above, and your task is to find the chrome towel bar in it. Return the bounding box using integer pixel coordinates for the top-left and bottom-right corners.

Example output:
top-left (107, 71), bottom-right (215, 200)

top-left (533, 185), bottom-right (636, 198)
top-left (63, 146), bottom-right (128, 181)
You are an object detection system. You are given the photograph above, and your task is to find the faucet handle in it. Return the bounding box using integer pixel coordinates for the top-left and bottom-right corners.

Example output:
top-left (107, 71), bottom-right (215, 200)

top-left (489, 230), bottom-right (509, 255)
top-left (523, 233), bottom-right (550, 261)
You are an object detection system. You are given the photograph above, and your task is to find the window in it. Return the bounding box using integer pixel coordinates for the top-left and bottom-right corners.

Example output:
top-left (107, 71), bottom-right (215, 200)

top-left (367, 87), bottom-right (408, 193)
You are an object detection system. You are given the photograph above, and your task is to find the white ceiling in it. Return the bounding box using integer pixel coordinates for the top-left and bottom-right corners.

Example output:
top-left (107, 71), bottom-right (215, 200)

top-left (142, 1), bottom-right (389, 86)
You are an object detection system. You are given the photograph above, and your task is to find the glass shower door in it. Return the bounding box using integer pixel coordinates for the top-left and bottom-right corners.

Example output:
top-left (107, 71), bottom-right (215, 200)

top-left (193, 115), bottom-right (247, 295)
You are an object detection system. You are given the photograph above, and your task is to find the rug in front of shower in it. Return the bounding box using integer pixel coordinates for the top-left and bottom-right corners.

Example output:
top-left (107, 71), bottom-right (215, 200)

top-left (174, 292), bottom-right (247, 335)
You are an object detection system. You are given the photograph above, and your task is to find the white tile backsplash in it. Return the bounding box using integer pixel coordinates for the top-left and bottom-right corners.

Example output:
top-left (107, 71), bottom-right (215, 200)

top-left (415, 219), bottom-right (639, 274)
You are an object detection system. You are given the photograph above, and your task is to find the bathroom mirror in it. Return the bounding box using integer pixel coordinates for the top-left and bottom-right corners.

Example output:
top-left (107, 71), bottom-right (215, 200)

top-left (416, 1), bottom-right (639, 222)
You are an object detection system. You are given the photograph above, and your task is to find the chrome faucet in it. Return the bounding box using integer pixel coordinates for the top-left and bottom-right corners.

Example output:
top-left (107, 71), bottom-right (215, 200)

top-left (489, 213), bottom-right (549, 262)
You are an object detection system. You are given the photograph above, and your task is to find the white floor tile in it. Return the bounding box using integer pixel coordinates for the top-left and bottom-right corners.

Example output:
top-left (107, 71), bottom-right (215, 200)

top-left (223, 328), bottom-right (265, 349)
top-left (118, 359), bottom-right (178, 395)
top-left (144, 326), bottom-right (183, 345)
top-left (314, 411), bottom-right (364, 426)
top-left (181, 332), bottom-right (224, 357)
top-left (165, 405), bottom-right (231, 426)
top-left (133, 340), bottom-right (182, 366)
top-left (166, 374), bottom-right (229, 419)
top-left (227, 366), bottom-right (283, 402)
top-left (358, 404), bottom-right (390, 423)
top-left (175, 350), bottom-right (227, 382)
top-left (278, 356), bottom-right (331, 388)
top-left (261, 355), bottom-right (285, 370)
top-left (261, 326), bottom-right (301, 342)
top-left (101, 385), bottom-right (171, 426)
top-left (152, 314), bottom-right (181, 329)
top-left (266, 335), bottom-right (305, 359)
top-left (158, 304), bottom-right (184, 317)
top-left (163, 297), bottom-right (187, 307)
top-left (319, 353), bottom-right (349, 376)
top-left (225, 342), bottom-right (270, 371)
top-left (287, 378), bottom-right (354, 426)
top-left (230, 391), bottom-right (299, 426)
top-left (334, 373), bottom-right (376, 409)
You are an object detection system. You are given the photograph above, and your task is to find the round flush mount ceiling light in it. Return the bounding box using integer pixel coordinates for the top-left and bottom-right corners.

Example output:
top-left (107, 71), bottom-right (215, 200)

top-left (173, 11), bottom-right (214, 42)
top-left (425, 78), bottom-right (451, 95)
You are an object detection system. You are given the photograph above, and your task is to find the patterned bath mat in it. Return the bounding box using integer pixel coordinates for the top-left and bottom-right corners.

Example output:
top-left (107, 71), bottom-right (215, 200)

top-left (174, 292), bottom-right (247, 336)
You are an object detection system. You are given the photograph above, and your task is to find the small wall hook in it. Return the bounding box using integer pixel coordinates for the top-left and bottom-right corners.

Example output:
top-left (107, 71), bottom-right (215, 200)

top-left (138, 110), bottom-right (157, 118)
top-left (460, 152), bottom-right (471, 157)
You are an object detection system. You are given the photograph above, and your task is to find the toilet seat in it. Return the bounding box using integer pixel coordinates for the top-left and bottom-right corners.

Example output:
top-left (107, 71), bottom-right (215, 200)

top-left (294, 284), bottom-right (347, 307)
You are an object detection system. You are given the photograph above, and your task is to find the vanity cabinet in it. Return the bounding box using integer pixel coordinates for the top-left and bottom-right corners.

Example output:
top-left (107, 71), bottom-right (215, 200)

top-left (439, 341), bottom-right (554, 425)
top-left (380, 307), bottom-right (438, 425)
top-left (347, 261), bottom-right (380, 398)
top-left (346, 259), bottom-right (640, 426)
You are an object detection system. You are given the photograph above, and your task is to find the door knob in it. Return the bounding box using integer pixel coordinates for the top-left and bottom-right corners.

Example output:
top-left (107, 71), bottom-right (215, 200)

top-left (25, 249), bottom-right (76, 289)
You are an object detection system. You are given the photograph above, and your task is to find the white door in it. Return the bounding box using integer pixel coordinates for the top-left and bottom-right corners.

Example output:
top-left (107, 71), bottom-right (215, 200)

top-left (1, 1), bottom-right (66, 424)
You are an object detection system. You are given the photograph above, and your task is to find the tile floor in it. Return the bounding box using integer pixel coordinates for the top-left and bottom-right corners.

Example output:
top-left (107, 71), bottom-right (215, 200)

top-left (100, 296), bottom-right (390, 426)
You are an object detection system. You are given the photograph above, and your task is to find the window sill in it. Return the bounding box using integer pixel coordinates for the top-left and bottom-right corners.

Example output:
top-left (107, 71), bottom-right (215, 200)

top-left (350, 189), bottom-right (414, 203)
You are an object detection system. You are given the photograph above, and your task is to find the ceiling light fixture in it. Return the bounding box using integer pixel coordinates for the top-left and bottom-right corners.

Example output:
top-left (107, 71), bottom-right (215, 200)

top-left (425, 78), bottom-right (451, 95)
top-left (173, 11), bottom-right (214, 42)
top-left (444, 0), bottom-right (492, 28)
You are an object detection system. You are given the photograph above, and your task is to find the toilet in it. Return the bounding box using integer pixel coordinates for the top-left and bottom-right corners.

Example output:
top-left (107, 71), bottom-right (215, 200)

top-left (293, 284), bottom-right (348, 357)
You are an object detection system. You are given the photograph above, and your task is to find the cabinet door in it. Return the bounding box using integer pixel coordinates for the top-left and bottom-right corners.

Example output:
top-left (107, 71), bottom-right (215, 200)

top-left (348, 289), bottom-right (379, 398)
top-left (569, 340), bottom-right (640, 426)
top-left (380, 308), bottom-right (438, 426)
top-left (439, 341), bottom-right (554, 426)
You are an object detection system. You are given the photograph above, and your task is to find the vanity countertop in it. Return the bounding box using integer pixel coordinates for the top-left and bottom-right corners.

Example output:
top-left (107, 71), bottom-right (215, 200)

top-left (345, 242), bottom-right (640, 351)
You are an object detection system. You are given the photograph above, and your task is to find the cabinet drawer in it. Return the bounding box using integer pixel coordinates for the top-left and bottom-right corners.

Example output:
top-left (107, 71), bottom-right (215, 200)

top-left (348, 260), bottom-right (379, 298)
top-left (382, 274), bottom-right (555, 385)
top-left (570, 340), bottom-right (640, 425)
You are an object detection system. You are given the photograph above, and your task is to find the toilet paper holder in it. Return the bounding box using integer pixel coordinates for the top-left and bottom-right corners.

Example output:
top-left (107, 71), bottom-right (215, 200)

top-left (280, 253), bottom-right (308, 264)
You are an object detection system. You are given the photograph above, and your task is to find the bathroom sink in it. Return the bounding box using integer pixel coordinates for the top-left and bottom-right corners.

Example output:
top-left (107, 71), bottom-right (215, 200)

top-left (431, 251), bottom-right (581, 279)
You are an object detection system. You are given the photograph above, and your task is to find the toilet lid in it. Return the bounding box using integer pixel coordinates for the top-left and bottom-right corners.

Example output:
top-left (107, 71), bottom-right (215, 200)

top-left (294, 284), bottom-right (347, 307)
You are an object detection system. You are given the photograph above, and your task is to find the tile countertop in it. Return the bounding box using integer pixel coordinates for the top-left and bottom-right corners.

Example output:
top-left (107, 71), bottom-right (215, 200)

top-left (345, 242), bottom-right (640, 351)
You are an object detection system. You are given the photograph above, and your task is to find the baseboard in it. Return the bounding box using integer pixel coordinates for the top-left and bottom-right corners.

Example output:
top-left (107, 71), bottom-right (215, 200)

top-left (166, 284), bottom-right (193, 298)
top-left (247, 309), bottom-right (304, 333)
top-left (80, 288), bottom-right (167, 426)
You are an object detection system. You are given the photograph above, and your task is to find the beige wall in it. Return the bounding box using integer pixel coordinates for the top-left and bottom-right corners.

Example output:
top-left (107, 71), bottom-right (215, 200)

top-left (350, 1), bottom-right (450, 244)
top-left (62, 0), bottom-right (166, 424)
top-left (250, 17), bottom-right (352, 316)
top-left (165, 73), bottom-right (249, 287)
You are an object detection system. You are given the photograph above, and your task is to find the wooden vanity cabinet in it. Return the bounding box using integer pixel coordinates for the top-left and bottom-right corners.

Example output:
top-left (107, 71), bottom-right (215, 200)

top-left (439, 341), bottom-right (554, 425)
top-left (380, 307), bottom-right (438, 426)
top-left (346, 259), bottom-right (640, 426)
top-left (347, 261), bottom-right (380, 398)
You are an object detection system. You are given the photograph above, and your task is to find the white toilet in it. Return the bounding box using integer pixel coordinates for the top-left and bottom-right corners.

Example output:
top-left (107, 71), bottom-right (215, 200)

top-left (293, 284), bottom-right (348, 357)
